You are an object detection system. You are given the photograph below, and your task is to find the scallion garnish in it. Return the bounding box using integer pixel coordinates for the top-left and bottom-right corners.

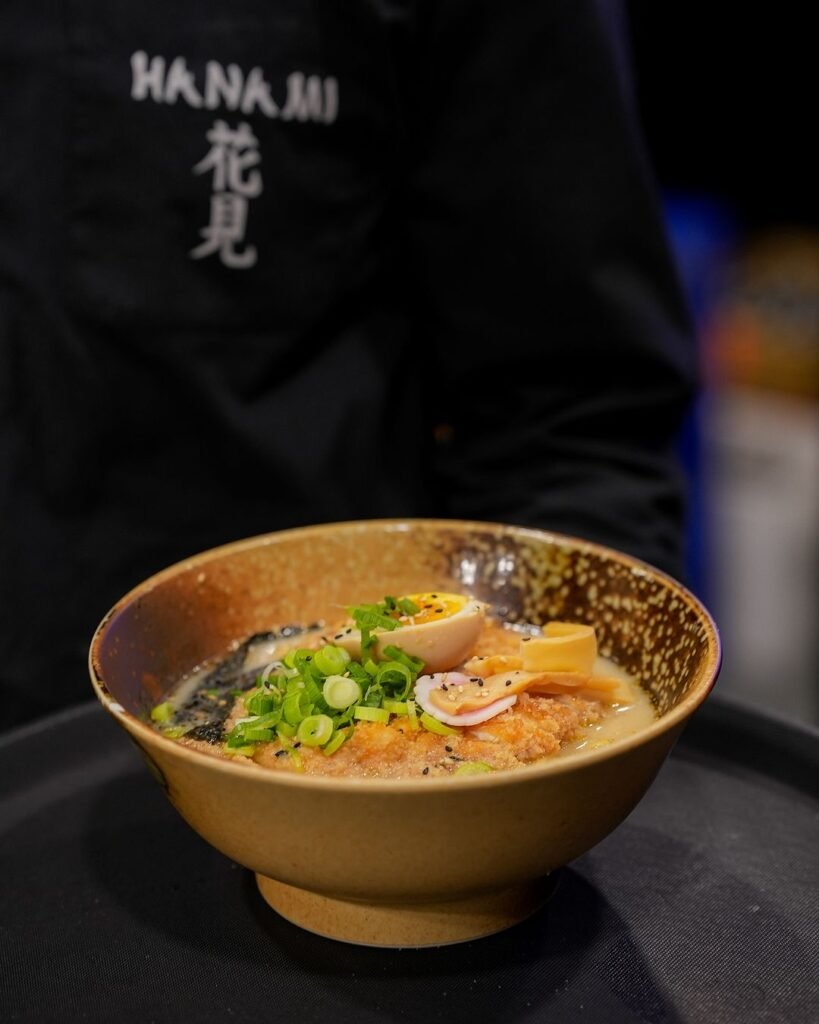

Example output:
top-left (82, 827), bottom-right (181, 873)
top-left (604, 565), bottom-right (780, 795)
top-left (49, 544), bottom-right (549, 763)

top-left (313, 644), bottom-right (352, 677)
top-left (224, 744), bottom-right (257, 757)
top-left (297, 714), bottom-right (334, 747)
top-left (349, 605), bottom-right (400, 633)
top-left (419, 711), bottom-right (458, 737)
top-left (160, 725), bottom-right (189, 739)
top-left (353, 705), bottom-right (391, 724)
top-left (150, 701), bottom-right (175, 723)
top-left (276, 729), bottom-right (303, 770)
top-left (322, 675), bottom-right (362, 710)
top-left (348, 599), bottom-right (403, 658)
top-left (242, 726), bottom-right (275, 743)
top-left (406, 699), bottom-right (419, 732)
top-left (283, 688), bottom-right (313, 726)
top-left (382, 644), bottom-right (425, 675)
top-left (322, 727), bottom-right (352, 756)
top-left (245, 690), bottom-right (277, 716)
top-left (374, 660), bottom-right (413, 700)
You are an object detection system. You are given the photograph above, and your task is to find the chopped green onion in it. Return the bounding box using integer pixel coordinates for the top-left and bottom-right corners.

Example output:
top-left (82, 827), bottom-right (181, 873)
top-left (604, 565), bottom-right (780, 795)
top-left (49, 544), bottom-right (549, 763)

top-left (361, 682), bottom-right (384, 708)
top-left (204, 688), bottom-right (220, 698)
top-left (382, 644), bottom-right (425, 675)
top-left (297, 714), bottom-right (334, 747)
top-left (150, 701), bottom-right (175, 723)
top-left (245, 709), bottom-right (283, 731)
top-left (302, 673), bottom-right (326, 709)
top-left (276, 729), bottom-right (303, 770)
top-left (322, 727), bottom-right (352, 756)
top-left (334, 705), bottom-right (356, 729)
top-left (347, 662), bottom-right (371, 687)
top-left (313, 644), bottom-right (351, 677)
top-left (160, 725), bottom-right (189, 739)
top-left (322, 674), bottom-right (362, 710)
top-left (354, 705), bottom-right (391, 724)
top-left (283, 688), bottom-right (312, 726)
top-left (226, 725), bottom-right (251, 747)
top-left (397, 597), bottom-right (420, 615)
top-left (350, 601), bottom-right (402, 658)
top-left (349, 603), bottom-right (402, 634)
top-left (224, 744), bottom-right (256, 757)
top-left (363, 659), bottom-right (379, 677)
top-left (454, 761), bottom-right (495, 775)
top-left (382, 699), bottom-right (408, 716)
top-left (282, 650), bottom-right (298, 668)
top-left (245, 690), bottom-right (277, 716)
top-left (420, 711), bottom-right (458, 736)
top-left (276, 720), bottom-right (296, 738)
top-left (406, 699), bottom-right (419, 731)
top-left (293, 649), bottom-right (322, 683)
top-left (375, 660), bottom-right (413, 700)
top-left (241, 727), bottom-right (274, 743)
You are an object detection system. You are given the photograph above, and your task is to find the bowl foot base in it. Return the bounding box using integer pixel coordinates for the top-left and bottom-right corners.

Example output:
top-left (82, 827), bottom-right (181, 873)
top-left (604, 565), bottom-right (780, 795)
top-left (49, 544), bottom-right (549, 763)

top-left (255, 873), bottom-right (555, 947)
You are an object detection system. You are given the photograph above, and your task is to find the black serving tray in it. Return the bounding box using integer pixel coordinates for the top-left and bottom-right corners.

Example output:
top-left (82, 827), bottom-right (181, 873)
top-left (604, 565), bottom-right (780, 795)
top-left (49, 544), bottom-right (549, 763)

top-left (1, 693), bottom-right (817, 1024)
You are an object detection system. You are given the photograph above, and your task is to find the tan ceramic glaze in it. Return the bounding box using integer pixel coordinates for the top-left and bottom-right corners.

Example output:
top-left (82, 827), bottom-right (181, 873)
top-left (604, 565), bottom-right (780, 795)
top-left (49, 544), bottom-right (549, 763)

top-left (89, 519), bottom-right (721, 947)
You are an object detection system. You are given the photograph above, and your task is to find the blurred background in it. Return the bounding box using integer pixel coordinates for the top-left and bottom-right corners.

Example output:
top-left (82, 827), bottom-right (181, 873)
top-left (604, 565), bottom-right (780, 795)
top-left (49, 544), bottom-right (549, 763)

top-left (626, 4), bottom-right (819, 725)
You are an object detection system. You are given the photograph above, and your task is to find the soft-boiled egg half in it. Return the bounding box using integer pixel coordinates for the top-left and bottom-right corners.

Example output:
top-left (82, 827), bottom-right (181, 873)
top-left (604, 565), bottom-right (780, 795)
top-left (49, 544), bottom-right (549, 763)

top-left (334, 592), bottom-right (487, 673)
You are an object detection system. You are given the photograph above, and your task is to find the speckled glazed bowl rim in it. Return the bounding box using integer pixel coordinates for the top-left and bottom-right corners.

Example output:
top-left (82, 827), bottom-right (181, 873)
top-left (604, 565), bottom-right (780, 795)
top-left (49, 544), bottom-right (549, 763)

top-left (89, 517), bottom-right (722, 793)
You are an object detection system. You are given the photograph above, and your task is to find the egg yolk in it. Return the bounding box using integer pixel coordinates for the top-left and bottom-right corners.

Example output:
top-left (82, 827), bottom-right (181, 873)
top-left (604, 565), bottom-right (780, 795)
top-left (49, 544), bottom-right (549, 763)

top-left (394, 593), bottom-right (468, 625)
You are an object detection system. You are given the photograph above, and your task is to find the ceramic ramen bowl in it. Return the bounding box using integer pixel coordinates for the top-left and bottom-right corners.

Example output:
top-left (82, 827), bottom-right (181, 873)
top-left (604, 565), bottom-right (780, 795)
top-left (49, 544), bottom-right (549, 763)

top-left (89, 518), bottom-right (720, 947)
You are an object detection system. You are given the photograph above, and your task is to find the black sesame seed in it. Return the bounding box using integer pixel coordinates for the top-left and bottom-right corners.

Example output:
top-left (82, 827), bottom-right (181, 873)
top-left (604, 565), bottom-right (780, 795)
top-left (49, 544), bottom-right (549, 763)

top-left (522, 637), bottom-right (531, 642)
top-left (441, 684), bottom-right (448, 692)
top-left (435, 607), bottom-right (444, 613)
top-left (334, 633), bottom-right (343, 639)
top-left (478, 679), bottom-right (484, 687)
top-left (445, 745), bottom-right (453, 752)
top-left (275, 749), bottom-right (287, 758)
top-left (422, 767), bottom-right (429, 775)
top-left (431, 594), bottom-right (438, 598)
top-left (505, 680), bottom-right (512, 686)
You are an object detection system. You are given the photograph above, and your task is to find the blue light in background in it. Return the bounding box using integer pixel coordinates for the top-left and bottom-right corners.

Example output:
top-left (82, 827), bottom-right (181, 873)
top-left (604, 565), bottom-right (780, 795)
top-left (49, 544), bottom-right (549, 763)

top-left (663, 191), bottom-right (738, 601)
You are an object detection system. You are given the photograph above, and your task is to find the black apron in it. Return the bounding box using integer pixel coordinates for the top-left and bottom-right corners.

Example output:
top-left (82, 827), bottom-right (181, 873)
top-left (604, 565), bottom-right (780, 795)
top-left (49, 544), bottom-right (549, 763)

top-left (0, 0), bottom-right (696, 728)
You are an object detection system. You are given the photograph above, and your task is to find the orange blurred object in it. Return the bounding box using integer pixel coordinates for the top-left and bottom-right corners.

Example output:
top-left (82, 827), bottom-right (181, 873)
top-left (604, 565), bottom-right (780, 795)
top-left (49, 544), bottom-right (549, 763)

top-left (704, 229), bottom-right (819, 400)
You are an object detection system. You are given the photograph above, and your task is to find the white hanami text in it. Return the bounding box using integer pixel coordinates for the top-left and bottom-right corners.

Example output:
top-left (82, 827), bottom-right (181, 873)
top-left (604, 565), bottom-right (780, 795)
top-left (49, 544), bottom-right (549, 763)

top-left (130, 51), bottom-right (339, 125)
